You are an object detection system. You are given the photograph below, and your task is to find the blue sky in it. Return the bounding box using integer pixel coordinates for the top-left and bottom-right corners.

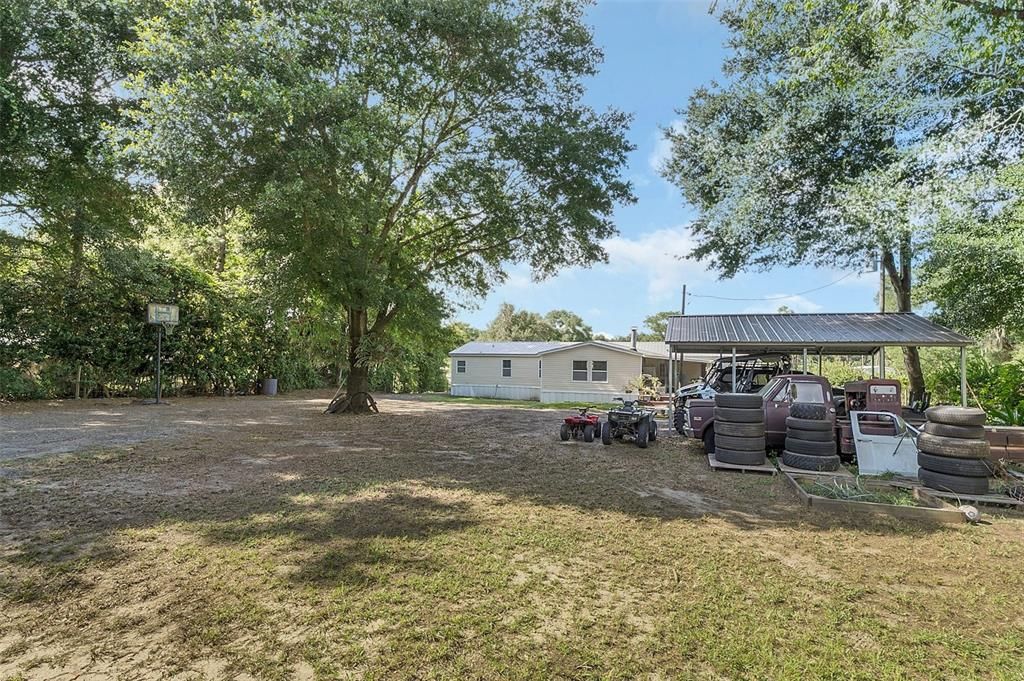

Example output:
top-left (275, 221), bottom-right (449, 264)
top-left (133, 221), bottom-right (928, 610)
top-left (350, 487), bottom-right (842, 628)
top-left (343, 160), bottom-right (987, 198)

top-left (453, 0), bottom-right (882, 337)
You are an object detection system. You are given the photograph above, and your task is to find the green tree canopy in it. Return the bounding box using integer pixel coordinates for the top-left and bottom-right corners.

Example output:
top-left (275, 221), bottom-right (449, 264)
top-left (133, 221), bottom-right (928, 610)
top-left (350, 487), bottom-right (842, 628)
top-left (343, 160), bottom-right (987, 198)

top-left (661, 0), bottom-right (1024, 394)
top-left (124, 0), bottom-right (633, 411)
top-left (478, 303), bottom-right (593, 342)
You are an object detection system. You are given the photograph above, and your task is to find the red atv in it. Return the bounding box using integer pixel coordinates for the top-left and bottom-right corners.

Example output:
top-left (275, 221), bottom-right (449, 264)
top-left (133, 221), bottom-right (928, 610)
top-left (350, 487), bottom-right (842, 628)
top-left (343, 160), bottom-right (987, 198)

top-left (560, 407), bottom-right (601, 443)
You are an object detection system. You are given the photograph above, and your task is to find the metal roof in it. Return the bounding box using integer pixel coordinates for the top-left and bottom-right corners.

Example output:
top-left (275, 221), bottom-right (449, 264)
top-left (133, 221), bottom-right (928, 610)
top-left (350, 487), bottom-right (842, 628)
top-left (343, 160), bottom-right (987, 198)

top-left (450, 341), bottom-right (574, 356)
top-left (664, 313), bottom-right (972, 354)
top-left (608, 341), bottom-right (719, 363)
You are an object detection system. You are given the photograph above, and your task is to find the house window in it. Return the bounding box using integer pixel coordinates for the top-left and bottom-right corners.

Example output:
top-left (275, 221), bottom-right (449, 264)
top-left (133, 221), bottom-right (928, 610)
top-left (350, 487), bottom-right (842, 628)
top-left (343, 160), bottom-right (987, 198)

top-left (456, 360), bottom-right (466, 374)
top-left (538, 360), bottom-right (542, 378)
top-left (502, 359), bottom-right (511, 377)
top-left (591, 360), bottom-right (608, 382)
top-left (572, 360), bottom-right (588, 382)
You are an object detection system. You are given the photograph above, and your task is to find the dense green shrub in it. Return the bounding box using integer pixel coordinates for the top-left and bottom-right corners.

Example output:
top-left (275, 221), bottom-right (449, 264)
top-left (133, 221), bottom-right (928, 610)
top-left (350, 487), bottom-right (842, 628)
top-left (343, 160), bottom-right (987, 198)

top-left (927, 352), bottom-right (1024, 424)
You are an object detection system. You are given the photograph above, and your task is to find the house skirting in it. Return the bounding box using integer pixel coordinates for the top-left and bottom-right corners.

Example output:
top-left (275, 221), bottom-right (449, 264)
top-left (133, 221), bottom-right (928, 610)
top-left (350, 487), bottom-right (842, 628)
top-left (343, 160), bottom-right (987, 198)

top-left (449, 384), bottom-right (627, 404)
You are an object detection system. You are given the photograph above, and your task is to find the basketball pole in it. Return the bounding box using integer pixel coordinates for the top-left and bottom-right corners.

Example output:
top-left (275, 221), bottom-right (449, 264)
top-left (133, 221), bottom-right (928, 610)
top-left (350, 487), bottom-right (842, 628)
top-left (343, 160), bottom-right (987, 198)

top-left (155, 324), bottom-right (163, 405)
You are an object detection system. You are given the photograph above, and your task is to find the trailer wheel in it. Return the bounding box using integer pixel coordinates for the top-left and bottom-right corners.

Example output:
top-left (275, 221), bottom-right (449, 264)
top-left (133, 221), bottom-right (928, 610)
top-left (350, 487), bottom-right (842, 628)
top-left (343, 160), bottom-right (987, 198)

top-left (560, 424), bottom-right (570, 441)
top-left (601, 420), bottom-right (612, 445)
top-left (636, 420), bottom-right (649, 449)
top-left (583, 424), bottom-right (595, 443)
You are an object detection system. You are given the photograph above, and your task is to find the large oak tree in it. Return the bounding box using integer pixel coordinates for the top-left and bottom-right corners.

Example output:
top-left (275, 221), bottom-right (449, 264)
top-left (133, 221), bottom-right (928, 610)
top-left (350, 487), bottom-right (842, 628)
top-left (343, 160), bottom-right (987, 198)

top-left (124, 0), bottom-right (633, 411)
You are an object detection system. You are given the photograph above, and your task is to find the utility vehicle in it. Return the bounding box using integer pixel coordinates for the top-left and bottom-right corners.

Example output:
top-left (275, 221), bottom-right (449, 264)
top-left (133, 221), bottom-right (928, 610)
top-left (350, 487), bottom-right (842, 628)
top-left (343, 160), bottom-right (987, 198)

top-left (602, 398), bottom-right (657, 448)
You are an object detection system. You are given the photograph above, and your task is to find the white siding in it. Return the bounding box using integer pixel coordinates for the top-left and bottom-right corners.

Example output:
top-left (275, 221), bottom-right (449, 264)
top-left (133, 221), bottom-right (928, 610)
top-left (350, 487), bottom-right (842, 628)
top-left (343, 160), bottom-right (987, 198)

top-left (541, 345), bottom-right (643, 394)
top-left (540, 389), bottom-right (629, 403)
top-left (450, 355), bottom-right (541, 389)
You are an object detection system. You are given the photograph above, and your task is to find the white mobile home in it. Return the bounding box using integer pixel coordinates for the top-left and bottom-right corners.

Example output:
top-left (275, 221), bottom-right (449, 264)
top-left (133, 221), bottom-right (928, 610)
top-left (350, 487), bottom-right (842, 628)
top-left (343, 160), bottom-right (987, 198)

top-left (449, 340), bottom-right (710, 403)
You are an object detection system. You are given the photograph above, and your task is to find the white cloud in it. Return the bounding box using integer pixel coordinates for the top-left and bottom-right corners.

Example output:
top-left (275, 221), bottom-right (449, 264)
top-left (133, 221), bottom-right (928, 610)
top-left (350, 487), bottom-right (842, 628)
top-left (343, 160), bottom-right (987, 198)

top-left (600, 224), bottom-right (710, 303)
top-left (648, 119), bottom-right (686, 176)
top-left (742, 294), bottom-right (824, 314)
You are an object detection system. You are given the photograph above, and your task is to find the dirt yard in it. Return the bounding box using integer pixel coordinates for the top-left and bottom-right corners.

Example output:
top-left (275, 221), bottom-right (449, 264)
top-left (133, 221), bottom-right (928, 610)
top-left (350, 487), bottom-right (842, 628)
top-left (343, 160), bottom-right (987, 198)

top-left (1, 392), bottom-right (1022, 680)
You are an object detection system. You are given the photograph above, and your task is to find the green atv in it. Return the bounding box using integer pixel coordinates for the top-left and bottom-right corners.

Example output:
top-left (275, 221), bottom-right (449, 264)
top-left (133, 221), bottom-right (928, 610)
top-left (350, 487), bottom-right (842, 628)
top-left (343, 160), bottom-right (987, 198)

top-left (601, 398), bottom-right (658, 448)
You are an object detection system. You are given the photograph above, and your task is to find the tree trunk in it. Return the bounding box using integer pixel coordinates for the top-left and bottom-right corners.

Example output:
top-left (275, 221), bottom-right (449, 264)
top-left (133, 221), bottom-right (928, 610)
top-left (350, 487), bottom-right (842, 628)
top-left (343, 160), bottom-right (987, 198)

top-left (337, 306), bottom-right (376, 414)
top-left (881, 235), bottom-right (926, 398)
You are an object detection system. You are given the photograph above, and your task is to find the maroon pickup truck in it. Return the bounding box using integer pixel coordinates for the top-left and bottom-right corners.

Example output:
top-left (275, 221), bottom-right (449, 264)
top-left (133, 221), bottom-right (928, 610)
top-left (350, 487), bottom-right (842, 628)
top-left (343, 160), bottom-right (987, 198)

top-left (682, 374), bottom-right (838, 453)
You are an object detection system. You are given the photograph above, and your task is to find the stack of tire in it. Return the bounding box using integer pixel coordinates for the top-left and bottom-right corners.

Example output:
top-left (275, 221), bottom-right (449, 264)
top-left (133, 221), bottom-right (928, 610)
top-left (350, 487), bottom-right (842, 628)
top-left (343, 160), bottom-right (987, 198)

top-left (713, 393), bottom-right (766, 466)
top-left (783, 403), bottom-right (840, 472)
top-left (918, 406), bottom-right (992, 495)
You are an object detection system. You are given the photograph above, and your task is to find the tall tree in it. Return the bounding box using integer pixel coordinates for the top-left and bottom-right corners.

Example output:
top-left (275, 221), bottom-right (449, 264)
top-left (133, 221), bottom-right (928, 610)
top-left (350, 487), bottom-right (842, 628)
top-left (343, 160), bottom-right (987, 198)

top-left (0, 0), bottom-right (141, 279)
top-left (125, 0), bottom-right (633, 411)
top-left (480, 303), bottom-right (557, 341)
top-left (544, 309), bottom-right (592, 341)
top-left (662, 0), bottom-right (1024, 396)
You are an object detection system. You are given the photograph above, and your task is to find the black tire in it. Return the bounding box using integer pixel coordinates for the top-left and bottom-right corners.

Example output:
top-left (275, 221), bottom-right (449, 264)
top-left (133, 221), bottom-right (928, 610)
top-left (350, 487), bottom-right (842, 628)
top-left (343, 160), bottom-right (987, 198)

top-left (917, 432), bottom-right (990, 459)
top-left (917, 451), bottom-right (993, 478)
top-left (922, 422), bottom-right (986, 440)
top-left (715, 447), bottom-right (766, 466)
top-left (702, 429), bottom-right (715, 454)
top-left (715, 434), bottom-right (766, 452)
top-left (716, 421), bottom-right (765, 437)
top-left (782, 450), bottom-right (841, 472)
top-left (714, 393), bottom-right (764, 409)
top-left (918, 468), bottom-right (989, 495)
top-left (560, 424), bottom-right (570, 441)
top-left (714, 406), bottom-right (764, 423)
top-left (601, 420), bottom-right (612, 445)
top-left (786, 427), bottom-right (833, 443)
top-left (674, 405), bottom-right (687, 435)
top-left (636, 420), bottom-right (649, 449)
top-left (649, 420), bottom-right (658, 442)
top-left (785, 417), bottom-right (831, 432)
top-left (785, 437), bottom-right (837, 456)
top-left (583, 424), bottom-right (594, 443)
top-left (790, 403), bottom-right (828, 420)
top-left (924, 406), bottom-right (987, 427)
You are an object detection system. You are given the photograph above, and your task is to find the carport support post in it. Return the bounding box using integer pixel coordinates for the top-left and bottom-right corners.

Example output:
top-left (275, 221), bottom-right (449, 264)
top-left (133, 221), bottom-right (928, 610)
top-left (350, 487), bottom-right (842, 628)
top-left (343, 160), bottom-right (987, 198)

top-left (802, 348), bottom-right (808, 374)
top-left (960, 346), bottom-right (967, 407)
top-left (731, 347), bottom-right (737, 389)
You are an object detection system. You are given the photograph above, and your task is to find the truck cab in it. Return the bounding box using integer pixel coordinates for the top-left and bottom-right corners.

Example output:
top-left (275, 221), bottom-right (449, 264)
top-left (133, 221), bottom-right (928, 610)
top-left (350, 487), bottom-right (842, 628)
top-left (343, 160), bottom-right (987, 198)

top-left (683, 374), bottom-right (836, 452)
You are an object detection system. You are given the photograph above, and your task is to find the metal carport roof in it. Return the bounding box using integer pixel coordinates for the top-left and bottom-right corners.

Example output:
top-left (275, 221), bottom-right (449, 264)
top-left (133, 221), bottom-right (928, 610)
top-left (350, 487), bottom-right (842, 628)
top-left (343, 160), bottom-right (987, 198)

top-left (664, 313), bottom-right (972, 355)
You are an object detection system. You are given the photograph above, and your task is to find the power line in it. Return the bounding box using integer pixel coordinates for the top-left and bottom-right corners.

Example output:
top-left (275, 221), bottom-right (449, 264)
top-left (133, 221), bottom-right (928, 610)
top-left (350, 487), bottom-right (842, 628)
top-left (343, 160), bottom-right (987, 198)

top-left (687, 270), bottom-right (859, 302)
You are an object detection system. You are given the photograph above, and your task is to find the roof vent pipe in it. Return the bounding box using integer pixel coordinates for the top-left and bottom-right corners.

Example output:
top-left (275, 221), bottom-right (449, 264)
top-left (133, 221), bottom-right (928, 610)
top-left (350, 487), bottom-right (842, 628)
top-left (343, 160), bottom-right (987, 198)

top-left (630, 327), bottom-right (637, 351)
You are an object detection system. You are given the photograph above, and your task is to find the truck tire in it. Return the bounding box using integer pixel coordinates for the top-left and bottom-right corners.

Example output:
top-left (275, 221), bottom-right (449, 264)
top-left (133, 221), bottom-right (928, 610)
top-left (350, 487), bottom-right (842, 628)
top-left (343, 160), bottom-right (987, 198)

top-left (785, 427), bottom-right (833, 443)
top-left (785, 437), bottom-right (837, 456)
top-left (715, 447), bottom-right (766, 466)
top-left (714, 407), bottom-right (763, 423)
top-left (601, 420), bottom-right (612, 445)
top-left (714, 393), bottom-right (764, 409)
top-left (917, 432), bottom-right (990, 459)
top-left (716, 421), bottom-right (765, 437)
top-left (917, 451), bottom-right (992, 478)
top-left (703, 428), bottom-right (715, 454)
top-left (922, 422), bottom-right (986, 440)
top-left (560, 424), bottom-right (570, 441)
top-left (636, 420), bottom-right (649, 449)
top-left (924, 406), bottom-right (987, 427)
top-left (918, 467), bottom-right (989, 495)
top-left (782, 450), bottom-right (841, 472)
top-left (674, 406), bottom-right (687, 435)
top-left (583, 424), bottom-right (594, 443)
top-left (715, 434), bottom-right (766, 452)
top-left (790, 403), bottom-right (828, 420)
top-left (785, 417), bottom-right (832, 432)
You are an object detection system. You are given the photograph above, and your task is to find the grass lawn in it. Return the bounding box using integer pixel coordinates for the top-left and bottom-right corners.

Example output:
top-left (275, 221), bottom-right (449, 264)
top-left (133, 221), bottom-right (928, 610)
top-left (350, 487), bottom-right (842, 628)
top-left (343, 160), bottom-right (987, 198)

top-left (0, 391), bottom-right (1022, 679)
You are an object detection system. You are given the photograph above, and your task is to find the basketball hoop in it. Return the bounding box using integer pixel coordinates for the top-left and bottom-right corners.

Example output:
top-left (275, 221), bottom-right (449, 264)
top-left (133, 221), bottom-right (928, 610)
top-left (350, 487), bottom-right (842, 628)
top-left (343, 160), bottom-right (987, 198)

top-left (146, 303), bottom-right (179, 405)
